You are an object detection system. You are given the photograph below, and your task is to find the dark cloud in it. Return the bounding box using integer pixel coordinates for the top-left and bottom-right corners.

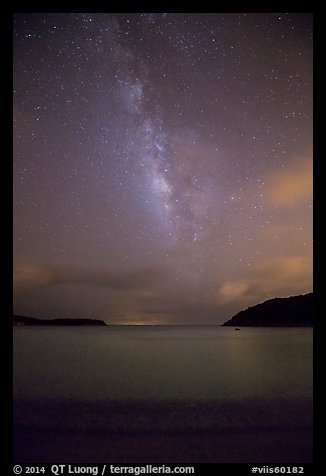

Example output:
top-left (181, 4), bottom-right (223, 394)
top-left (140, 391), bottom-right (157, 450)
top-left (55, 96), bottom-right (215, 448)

top-left (14, 263), bottom-right (168, 292)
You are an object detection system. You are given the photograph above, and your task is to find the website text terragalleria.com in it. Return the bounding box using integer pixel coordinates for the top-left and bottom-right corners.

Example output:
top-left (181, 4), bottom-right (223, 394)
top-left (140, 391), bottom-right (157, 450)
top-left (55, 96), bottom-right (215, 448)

top-left (49, 465), bottom-right (194, 475)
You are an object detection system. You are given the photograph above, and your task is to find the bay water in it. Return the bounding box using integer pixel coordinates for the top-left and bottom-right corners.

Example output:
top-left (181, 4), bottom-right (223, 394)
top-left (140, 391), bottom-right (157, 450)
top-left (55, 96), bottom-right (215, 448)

top-left (13, 326), bottom-right (312, 402)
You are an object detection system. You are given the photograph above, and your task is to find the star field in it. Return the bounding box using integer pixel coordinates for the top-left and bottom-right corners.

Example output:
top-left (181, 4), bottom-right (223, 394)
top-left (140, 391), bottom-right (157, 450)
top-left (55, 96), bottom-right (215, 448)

top-left (13, 12), bottom-right (313, 324)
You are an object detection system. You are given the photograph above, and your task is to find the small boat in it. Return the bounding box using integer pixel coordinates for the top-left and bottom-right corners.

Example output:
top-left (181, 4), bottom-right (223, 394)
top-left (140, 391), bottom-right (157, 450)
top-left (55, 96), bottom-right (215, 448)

top-left (235, 328), bottom-right (241, 331)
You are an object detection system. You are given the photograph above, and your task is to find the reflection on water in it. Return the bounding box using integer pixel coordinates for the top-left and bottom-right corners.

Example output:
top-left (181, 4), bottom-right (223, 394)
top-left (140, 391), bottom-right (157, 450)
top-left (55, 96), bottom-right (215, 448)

top-left (13, 326), bottom-right (312, 401)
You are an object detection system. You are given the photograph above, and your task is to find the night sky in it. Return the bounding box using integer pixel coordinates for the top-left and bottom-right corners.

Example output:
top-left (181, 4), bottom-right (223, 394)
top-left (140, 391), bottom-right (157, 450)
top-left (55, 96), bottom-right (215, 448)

top-left (13, 12), bottom-right (313, 324)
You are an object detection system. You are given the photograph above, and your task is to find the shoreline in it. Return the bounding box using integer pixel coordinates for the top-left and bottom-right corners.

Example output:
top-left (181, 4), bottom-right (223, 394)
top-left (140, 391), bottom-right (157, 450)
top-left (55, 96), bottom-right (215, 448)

top-left (14, 396), bottom-right (312, 463)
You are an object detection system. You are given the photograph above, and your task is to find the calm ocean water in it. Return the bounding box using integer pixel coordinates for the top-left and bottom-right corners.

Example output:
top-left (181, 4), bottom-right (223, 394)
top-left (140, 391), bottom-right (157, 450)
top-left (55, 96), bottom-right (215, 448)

top-left (13, 326), bottom-right (312, 401)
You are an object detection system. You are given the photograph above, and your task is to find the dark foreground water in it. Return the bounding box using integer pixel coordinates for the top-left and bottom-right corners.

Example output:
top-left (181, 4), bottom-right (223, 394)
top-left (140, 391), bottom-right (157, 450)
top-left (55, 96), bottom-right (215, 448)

top-left (13, 326), bottom-right (313, 463)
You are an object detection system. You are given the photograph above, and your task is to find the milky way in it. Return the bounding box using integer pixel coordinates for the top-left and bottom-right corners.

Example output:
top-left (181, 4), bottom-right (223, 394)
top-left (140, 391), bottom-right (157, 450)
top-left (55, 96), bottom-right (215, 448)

top-left (13, 12), bottom-right (313, 324)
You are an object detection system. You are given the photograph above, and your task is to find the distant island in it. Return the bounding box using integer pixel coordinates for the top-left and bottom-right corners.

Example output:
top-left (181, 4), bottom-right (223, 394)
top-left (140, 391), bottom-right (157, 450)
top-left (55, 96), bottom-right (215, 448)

top-left (222, 293), bottom-right (313, 327)
top-left (13, 315), bottom-right (107, 326)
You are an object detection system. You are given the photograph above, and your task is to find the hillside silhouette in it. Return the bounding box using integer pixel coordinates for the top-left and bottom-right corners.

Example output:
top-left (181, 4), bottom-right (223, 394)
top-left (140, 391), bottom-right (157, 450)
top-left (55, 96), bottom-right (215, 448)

top-left (222, 293), bottom-right (313, 327)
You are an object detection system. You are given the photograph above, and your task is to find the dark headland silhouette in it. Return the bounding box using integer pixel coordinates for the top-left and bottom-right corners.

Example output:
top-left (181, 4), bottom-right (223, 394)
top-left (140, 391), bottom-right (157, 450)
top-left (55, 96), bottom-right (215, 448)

top-left (13, 315), bottom-right (107, 326)
top-left (222, 293), bottom-right (313, 327)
